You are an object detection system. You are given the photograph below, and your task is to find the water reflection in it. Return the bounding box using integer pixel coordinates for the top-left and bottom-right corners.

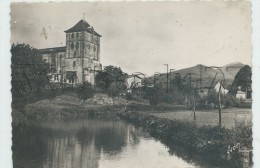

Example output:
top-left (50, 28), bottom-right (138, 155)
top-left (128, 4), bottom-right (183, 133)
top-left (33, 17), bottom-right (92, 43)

top-left (13, 119), bottom-right (195, 168)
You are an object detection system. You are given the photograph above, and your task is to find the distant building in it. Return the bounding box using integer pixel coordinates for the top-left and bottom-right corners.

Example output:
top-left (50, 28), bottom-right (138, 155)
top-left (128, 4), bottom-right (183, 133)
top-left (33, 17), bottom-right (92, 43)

top-left (214, 81), bottom-right (229, 94)
top-left (39, 19), bottom-right (102, 85)
top-left (191, 80), bottom-right (228, 97)
top-left (126, 74), bottom-right (143, 92)
top-left (236, 86), bottom-right (246, 99)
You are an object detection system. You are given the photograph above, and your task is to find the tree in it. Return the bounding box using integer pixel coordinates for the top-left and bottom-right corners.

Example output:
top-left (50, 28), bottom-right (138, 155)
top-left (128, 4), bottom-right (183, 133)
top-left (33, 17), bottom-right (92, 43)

top-left (11, 43), bottom-right (52, 102)
top-left (145, 85), bottom-right (166, 106)
top-left (95, 65), bottom-right (127, 92)
top-left (229, 65), bottom-right (252, 98)
top-left (77, 82), bottom-right (94, 101)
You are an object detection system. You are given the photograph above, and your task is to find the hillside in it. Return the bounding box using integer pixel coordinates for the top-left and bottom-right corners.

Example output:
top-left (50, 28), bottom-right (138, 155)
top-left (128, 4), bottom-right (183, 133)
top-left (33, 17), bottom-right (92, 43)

top-left (145, 62), bottom-right (246, 90)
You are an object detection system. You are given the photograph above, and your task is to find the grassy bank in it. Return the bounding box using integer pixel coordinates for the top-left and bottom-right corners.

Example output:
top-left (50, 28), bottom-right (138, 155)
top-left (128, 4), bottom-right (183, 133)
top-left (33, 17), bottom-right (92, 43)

top-left (12, 93), bottom-right (253, 167)
top-left (12, 93), bottom-right (188, 123)
top-left (151, 108), bottom-right (252, 129)
top-left (119, 111), bottom-right (252, 168)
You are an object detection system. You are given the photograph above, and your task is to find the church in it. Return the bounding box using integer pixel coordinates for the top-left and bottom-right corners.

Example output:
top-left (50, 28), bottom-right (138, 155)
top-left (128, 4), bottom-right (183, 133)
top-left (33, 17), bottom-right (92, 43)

top-left (39, 19), bottom-right (102, 86)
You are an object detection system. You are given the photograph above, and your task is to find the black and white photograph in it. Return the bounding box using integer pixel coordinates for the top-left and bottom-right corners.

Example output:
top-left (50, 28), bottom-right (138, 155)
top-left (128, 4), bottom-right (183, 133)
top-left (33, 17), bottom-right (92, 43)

top-left (2, 1), bottom-right (257, 167)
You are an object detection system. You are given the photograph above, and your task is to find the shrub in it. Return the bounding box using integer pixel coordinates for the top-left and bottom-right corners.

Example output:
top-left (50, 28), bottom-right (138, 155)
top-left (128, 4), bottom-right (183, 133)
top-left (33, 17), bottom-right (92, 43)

top-left (222, 94), bottom-right (237, 107)
top-left (119, 112), bottom-right (251, 168)
top-left (76, 82), bottom-right (94, 102)
top-left (125, 92), bottom-right (133, 100)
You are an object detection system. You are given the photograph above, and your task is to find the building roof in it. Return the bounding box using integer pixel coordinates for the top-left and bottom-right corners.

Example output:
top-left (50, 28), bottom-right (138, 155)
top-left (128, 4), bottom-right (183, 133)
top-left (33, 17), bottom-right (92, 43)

top-left (237, 90), bottom-right (246, 94)
top-left (127, 74), bottom-right (143, 80)
top-left (38, 46), bottom-right (66, 54)
top-left (64, 19), bottom-right (101, 37)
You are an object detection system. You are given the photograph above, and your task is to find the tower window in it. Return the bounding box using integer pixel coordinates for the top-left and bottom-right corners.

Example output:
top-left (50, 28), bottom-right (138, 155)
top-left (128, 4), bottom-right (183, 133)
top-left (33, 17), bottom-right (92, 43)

top-left (71, 43), bottom-right (74, 49)
top-left (73, 61), bottom-right (76, 68)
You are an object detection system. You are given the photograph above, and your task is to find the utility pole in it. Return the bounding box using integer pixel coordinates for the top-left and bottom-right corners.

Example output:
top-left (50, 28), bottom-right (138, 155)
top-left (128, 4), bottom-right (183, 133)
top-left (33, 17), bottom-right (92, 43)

top-left (218, 81), bottom-right (222, 126)
top-left (192, 89), bottom-right (196, 120)
top-left (200, 64), bottom-right (202, 92)
top-left (169, 69), bottom-right (175, 90)
top-left (205, 66), bottom-right (225, 127)
top-left (163, 64), bottom-right (169, 93)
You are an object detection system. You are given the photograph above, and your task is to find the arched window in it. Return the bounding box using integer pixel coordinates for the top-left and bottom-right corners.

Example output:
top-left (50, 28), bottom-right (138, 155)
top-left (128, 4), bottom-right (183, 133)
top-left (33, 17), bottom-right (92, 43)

top-left (73, 61), bottom-right (76, 68)
top-left (71, 43), bottom-right (74, 49)
top-left (76, 42), bottom-right (79, 49)
top-left (76, 33), bottom-right (79, 38)
top-left (71, 33), bottom-right (74, 38)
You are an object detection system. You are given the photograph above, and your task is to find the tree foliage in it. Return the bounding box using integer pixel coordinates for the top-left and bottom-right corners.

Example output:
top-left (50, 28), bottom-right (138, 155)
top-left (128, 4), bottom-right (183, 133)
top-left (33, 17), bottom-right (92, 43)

top-left (11, 43), bottom-right (53, 98)
top-left (95, 65), bottom-right (127, 93)
top-left (76, 82), bottom-right (94, 101)
top-left (229, 65), bottom-right (252, 98)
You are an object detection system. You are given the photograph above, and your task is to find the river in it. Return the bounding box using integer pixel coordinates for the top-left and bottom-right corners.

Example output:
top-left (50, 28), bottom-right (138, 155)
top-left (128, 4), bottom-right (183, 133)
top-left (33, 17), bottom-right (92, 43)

top-left (13, 118), bottom-right (196, 168)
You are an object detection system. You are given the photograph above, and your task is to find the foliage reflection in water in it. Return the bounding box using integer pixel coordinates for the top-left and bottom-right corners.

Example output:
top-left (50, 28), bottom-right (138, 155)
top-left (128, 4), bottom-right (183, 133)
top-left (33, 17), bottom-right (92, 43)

top-left (13, 119), bottom-right (195, 168)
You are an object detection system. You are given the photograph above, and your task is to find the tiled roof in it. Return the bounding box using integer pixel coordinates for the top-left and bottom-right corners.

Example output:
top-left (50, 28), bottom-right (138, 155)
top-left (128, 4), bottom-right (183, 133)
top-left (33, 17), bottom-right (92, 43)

top-left (64, 19), bottom-right (101, 37)
top-left (38, 46), bottom-right (66, 54)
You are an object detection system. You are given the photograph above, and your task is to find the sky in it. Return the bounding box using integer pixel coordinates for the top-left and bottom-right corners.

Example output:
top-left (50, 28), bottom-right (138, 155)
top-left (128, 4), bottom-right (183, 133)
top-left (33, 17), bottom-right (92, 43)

top-left (10, 1), bottom-right (252, 76)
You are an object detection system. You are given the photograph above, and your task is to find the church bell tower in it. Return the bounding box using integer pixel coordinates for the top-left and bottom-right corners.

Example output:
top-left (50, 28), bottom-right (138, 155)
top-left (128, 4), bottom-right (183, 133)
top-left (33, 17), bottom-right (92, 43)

top-left (64, 18), bottom-right (102, 84)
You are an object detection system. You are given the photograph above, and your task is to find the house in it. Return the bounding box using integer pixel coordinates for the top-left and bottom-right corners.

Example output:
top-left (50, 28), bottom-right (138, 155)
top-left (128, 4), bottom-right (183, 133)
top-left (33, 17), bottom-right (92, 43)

top-left (236, 86), bottom-right (246, 99)
top-left (214, 81), bottom-right (229, 94)
top-left (191, 80), bottom-right (228, 97)
top-left (38, 19), bottom-right (102, 85)
top-left (126, 74), bottom-right (143, 92)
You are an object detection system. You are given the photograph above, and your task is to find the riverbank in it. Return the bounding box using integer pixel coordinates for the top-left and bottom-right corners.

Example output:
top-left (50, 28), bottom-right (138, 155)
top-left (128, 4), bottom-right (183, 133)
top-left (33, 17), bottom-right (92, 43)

top-left (119, 111), bottom-right (253, 168)
top-left (12, 93), bottom-right (253, 167)
top-left (12, 93), bottom-right (185, 124)
top-left (13, 93), bottom-right (252, 129)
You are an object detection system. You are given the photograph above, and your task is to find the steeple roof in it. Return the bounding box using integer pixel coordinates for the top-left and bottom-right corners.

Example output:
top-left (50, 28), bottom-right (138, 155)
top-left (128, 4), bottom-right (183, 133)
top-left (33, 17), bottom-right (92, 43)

top-left (64, 19), bottom-right (101, 37)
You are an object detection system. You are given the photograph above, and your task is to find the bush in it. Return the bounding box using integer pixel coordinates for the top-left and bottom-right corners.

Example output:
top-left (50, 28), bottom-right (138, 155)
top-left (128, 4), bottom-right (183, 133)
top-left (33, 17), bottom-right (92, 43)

top-left (222, 94), bottom-right (237, 107)
top-left (76, 82), bottom-right (94, 101)
top-left (119, 112), bottom-right (252, 168)
top-left (198, 90), bottom-right (251, 109)
top-left (125, 92), bottom-right (133, 100)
